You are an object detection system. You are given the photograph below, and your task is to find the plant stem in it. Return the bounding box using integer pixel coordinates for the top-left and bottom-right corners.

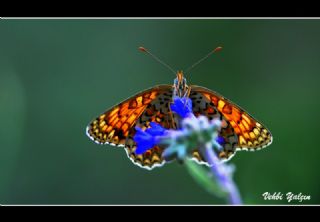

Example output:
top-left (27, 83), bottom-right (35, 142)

top-left (200, 143), bottom-right (243, 205)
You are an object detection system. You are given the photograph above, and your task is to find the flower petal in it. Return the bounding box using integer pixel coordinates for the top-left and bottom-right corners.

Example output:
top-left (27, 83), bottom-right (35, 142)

top-left (170, 97), bottom-right (193, 118)
top-left (133, 123), bottom-right (167, 154)
top-left (216, 136), bottom-right (225, 145)
top-left (146, 122), bottom-right (167, 136)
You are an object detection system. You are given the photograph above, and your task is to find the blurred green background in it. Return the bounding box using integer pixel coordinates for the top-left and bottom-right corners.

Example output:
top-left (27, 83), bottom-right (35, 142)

top-left (1, 19), bottom-right (319, 205)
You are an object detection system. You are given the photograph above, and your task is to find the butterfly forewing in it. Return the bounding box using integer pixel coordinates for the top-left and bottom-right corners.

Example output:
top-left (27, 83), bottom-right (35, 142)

top-left (190, 85), bottom-right (273, 162)
top-left (86, 85), bottom-right (174, 169)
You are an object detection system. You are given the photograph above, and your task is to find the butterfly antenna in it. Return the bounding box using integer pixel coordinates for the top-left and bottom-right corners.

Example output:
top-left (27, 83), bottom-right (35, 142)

top-left (185, 46), bottom-right (222, 74)
top-left (139, 46), bottom-right (176, 75)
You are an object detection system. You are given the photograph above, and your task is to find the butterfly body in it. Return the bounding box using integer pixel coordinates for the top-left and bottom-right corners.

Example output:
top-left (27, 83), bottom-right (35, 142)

top-left (86, 71), bottom-right (272, 170)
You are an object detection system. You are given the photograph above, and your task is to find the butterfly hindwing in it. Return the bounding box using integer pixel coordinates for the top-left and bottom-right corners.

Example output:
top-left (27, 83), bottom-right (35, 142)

top-left (86, 85), bottom-right (174, 170)
top-left (124, 86), bottom-right (176, 170)
top-left (190, 85), bottom-right (273, 162)
top-left (189, 90), bottom-right (238, 163)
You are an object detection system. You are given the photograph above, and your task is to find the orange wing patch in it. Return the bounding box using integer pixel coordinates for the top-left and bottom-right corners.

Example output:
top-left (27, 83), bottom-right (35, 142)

top-left (86, 85), bottom-right (169, 146)
top-left (192, 85), bottom-right (272, 151)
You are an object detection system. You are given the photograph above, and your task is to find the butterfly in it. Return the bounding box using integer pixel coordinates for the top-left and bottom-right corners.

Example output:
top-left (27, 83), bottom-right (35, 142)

top-left (86, 47), bottom-right (273, 170)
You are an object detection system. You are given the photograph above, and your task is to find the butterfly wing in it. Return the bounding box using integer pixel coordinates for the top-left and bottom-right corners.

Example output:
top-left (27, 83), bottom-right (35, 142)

top-left (189, 85), bottom-right (273, 163)
top-left (86, 85), bottom-right (174, 170)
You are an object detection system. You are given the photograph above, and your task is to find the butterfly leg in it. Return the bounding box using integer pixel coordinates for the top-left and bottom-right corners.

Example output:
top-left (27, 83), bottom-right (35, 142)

top-left (181, 86), bottom-right (192, 110)
top-left (168, 104), bottom-right (177, 130)
top-left (183, 85), bottom-right (192, 98)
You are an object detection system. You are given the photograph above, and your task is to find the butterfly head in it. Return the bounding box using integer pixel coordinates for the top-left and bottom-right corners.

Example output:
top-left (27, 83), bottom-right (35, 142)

top-left (173, 71), bottom-right (189, 97)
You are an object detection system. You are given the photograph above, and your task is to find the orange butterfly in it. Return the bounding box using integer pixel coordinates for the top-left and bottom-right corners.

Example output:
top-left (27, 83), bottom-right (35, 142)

top-left (86, 47), bottom-right (272, 170)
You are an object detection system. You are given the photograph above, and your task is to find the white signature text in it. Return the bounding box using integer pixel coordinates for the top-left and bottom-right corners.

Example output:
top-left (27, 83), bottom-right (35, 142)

top-left (262, 192), bottom-right (311, 203)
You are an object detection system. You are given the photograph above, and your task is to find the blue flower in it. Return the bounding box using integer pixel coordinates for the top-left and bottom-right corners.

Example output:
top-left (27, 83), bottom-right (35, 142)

top-left (133, 122), bottom-right (167, 154)
top-left (132, 96), bottom-right (242, 204)
top-left (170, 97), bottom-right (193, 118)
top-left (216, 136), bottom-right (226, 145)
